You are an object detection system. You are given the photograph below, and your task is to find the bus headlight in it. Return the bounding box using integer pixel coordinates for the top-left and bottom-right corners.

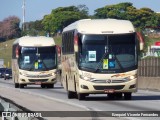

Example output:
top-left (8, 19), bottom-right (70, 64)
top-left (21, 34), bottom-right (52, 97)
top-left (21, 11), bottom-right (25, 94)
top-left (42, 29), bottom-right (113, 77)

top-left (124, 75), bottom-right (136, 81)
top-left (52, 72), bottom-right (56, 76)
top-left (20, 72), bottom-right (26, 76)
top-left (129, 75), bottom-right (135, 79)
top-left (80, 75), bottom-right (91, 81)
top-left (48, 72), bottom-right (56, 77)
top-left (80, 72), bottom-right (93, 81)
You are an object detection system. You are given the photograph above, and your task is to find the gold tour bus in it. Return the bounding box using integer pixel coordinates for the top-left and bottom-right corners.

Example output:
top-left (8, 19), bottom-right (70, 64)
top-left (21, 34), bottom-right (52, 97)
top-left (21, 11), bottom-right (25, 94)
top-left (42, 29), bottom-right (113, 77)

top-left (12, 36), bottom-right (58, 88)
top-left (61, 19), bottom-right (143, 100)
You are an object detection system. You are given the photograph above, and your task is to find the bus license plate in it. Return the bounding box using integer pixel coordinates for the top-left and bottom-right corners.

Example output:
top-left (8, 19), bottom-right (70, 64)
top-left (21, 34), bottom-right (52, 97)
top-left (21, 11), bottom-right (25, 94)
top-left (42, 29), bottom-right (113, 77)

top-left (35, 82), bottom-right (42, 85)
top-left (104, 89), bottom-right (115, 93)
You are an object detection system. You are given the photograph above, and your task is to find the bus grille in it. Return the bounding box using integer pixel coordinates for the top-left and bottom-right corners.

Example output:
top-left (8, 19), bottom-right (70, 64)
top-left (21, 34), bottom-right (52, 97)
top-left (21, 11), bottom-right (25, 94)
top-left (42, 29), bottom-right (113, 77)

top-left (91, 79), bottom-right (128, 83)
top-left (93, 85), bottom-right (125, 90)
top-left (112, 80), bottom-right (128, 83)
top-left (26, 74), bottom-right (51, 78)
top-left (28, 79), bottom-right (48, 82)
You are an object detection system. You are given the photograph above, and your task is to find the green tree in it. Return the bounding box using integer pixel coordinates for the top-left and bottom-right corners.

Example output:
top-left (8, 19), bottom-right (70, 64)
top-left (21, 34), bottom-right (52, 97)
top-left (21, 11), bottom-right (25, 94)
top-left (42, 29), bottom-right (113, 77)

top-left (23, 20), bottom-right (45, 36)
top-left (0, 16), bottom-right (21, 40)
top-left (156, 13), bottom-right (160, 26)
top-left (42, 5), bottom-right (89, 35)
top-left (94, 2), bottom-right (160, 29)
top-left (94, 2), bottom-right (133, 19)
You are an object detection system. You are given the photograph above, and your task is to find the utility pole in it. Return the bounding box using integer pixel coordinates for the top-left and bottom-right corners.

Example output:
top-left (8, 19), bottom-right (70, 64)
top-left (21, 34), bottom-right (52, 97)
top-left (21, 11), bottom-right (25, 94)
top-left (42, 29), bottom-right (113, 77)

top-left (22, 0), bottom-right (25, 31)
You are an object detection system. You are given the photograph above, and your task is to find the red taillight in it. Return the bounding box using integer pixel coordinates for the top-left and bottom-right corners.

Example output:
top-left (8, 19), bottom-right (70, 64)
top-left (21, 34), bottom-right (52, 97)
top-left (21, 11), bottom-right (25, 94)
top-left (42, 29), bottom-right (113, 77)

top-left (74, 34), bottom-right (78, 45)
top-left (16, 46), bottom-right (19, 58)
top-left (56, 45), bottom-right (61, 57)
top-left (74, 31), bottom-right (78, 52)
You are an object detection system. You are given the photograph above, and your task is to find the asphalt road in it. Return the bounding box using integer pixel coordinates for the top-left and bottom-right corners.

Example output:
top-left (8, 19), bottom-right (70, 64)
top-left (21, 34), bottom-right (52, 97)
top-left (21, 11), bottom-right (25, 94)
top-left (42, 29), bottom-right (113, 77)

top-left (0, 78), bottom-right (160, 120)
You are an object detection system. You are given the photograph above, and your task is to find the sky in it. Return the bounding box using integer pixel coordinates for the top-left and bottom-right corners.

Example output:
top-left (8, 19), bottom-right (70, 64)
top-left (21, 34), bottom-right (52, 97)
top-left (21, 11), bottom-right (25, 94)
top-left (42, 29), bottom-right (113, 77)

top-left (0, 0), bottom-right (160, 23)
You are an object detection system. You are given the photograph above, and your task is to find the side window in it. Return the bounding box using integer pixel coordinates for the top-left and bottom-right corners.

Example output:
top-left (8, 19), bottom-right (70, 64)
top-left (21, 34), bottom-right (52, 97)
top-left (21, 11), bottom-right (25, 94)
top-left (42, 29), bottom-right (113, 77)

top-left (62, 31), bottom-right (74, 54)
top-left (62, 34), bottom-right (65, 54)
top-left (71, 32), bottom-right (74, 53)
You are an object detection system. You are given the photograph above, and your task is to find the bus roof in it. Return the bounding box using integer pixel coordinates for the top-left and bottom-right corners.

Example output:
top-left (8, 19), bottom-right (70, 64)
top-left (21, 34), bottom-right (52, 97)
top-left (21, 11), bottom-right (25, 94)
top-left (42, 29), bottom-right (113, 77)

top-left (13, 36), bottom-right (55, 47)
top-left (63, 19), bottom-right (135, 34)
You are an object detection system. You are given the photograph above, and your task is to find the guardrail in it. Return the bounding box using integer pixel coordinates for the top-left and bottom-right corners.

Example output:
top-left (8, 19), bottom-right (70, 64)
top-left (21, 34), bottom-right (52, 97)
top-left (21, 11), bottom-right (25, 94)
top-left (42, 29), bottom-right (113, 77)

top-left (0, 96), bottom-right (44, 120)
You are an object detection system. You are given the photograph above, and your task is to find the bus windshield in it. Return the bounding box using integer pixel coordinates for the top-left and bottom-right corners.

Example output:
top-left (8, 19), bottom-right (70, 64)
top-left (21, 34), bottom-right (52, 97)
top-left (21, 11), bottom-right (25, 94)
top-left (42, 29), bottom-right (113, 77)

top-left (78, 33), bottom-right (137, 73)
top-left (18, 46), bottom-right (57, 71)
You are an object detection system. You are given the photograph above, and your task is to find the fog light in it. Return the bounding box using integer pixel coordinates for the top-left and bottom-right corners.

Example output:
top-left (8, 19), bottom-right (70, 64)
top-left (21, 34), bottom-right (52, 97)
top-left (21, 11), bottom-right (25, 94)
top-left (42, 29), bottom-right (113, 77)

top-left (129, 84), bottom-right (136, 89)
top-left (81, 85), bottom-right (89, 89)
top-left (21, 79), bottom-right (25, 82)
top-left (51, 78), bottom-right (56, 81)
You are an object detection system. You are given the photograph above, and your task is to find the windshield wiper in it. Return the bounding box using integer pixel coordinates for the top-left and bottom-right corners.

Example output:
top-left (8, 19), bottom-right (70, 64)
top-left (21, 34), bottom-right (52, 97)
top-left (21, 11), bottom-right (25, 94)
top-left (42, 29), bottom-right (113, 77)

top-left (114, 55), bottom-right (124, 72)
top-left (28, 58), bottom-right (38, 71)
top-left (41, 60), bottom-right (49, 71)
top-left (94, 52), bottom-right (108, 73)
top-left (29, 60), bottom-right (49, 71)
top-left (94, 53), bottom-right (125, 73)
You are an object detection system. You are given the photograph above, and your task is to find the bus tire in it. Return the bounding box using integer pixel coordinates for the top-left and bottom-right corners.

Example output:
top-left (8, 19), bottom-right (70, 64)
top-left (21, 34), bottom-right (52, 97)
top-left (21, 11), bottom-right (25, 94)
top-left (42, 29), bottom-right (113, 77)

top-left (47, 84), bottom-right (54, 88)
top-left (66, 76), bottom-right (68, 90)
top-left (108, 93), bottom-right (115, 100)
top-left (67, 91), bottom-right (76, 99)
top-left (124, 92), bottom-right (132, 100)
top-left (115, 93), bottom-right (123, 99)
top-left (19, 84), bottom-right (24, 89)
top-left (77, 93), bottom-right (85, 100)
top-left (52, 84), bottom-right (54, 88)
top-left (41, 84), bottom-right (45, 88)
top-left (15, 83), bottom-right (19, 88)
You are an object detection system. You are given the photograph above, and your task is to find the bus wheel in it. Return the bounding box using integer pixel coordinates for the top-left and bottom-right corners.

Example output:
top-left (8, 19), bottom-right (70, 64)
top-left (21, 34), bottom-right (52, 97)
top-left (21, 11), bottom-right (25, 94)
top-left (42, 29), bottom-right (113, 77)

top-left (47, 84), bottom-right (54, 88)
top-left (19, 84), bottom-right (24, 89)
top-left (115, 93), bottom-right (123, 99)
top-left (124, 92), bottom-right (132, 100)
top-left (77, 93), bottom-right (85, 100)
top-left (108, 93), bottom-right (115, 100)
top-left (67, 91), bottom-right (76, 99)
top-left (41, 84), bottom-right (45, 88)
top-left (15, 83), bottom-right (19, 88)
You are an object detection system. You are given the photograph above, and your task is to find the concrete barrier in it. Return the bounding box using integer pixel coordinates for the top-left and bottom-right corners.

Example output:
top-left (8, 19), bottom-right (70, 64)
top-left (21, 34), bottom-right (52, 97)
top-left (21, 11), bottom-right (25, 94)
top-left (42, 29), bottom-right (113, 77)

top-left (138, 77), bottom-right (160, 91)
top-left (0, 96), bottom-right (44, 120)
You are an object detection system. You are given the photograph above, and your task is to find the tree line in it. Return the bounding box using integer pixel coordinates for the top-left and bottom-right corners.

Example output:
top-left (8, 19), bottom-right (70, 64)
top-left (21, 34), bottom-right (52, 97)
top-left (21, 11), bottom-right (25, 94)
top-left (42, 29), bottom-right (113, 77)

top-left (0, 16), bottom-right (21, 41)
top-left (1, 2), bottom-right (160, 40)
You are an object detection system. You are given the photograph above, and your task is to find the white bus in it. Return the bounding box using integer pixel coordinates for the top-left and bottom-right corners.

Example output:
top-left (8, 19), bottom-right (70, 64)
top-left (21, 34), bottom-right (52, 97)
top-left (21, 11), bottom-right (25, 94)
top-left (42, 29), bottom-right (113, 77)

top-left (61, 19), bottom-right (141, 100)
top-left (12, 36), bottom-right (58, 88)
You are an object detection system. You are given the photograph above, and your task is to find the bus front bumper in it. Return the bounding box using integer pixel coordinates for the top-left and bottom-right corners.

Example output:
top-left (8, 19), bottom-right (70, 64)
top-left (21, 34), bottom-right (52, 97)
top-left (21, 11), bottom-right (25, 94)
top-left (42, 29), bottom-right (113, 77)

top-left (18, 75), bottom-right (57, 85)
top-left (78, 78), bottom-right (137, 94)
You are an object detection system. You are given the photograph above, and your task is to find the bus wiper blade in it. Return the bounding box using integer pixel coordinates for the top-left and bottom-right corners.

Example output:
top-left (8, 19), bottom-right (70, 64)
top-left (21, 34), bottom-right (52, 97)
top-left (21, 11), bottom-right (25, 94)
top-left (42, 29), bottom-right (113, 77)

top-left (114, 55), bottom-right (124, 72)
top-left (41, 60), bottom-right (49, 71)
top-left (94, 53), bottom-right (125, 73)
top-left (94, 52), bottom-right (108, 73)
top-left (80, 66), bottom-right (95, 72)
top-left (29, 59), bottom-right (37, 71)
